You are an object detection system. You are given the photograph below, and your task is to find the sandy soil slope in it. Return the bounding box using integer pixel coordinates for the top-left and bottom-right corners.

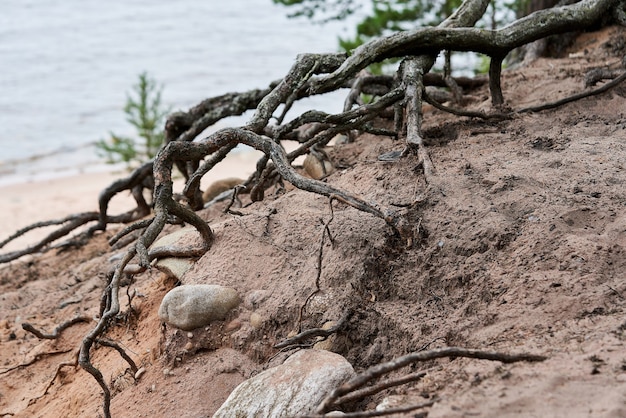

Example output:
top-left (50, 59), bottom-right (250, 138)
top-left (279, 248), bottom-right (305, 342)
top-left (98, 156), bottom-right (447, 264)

top-left (1, 26), bottom-right (625, 418)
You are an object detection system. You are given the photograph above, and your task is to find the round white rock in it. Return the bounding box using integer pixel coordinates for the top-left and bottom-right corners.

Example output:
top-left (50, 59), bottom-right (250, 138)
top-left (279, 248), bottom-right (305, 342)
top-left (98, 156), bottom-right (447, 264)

top-left (213, 349), bottom-right (356, 417)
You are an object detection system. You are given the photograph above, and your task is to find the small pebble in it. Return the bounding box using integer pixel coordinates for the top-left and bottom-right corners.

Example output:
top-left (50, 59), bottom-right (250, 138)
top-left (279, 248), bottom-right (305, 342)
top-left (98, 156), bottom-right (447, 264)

top-left (135, 367), bottom-right (146, 380)
top-left (225, 318), bottom-right (242, 332)
top-left (250, 312), bottom-right (264, 329)
top-left (314, 321), bottom-right (337, 351)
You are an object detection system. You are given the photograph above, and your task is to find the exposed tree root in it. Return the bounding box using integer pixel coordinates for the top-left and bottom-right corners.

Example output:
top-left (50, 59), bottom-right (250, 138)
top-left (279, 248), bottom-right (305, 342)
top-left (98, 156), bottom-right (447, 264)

top-left (90, 161), bottom-right (155, 234)
top-left (315, 346), bottom-right (547, 414)
top-left (402, 57), bottom-right (436, 183)
top-left (336, 371), bottom-right (427, 406)
top-left (0, 212), bottom-right (99, 264)
top-left (519, 69), bottom-right (626, 112)
top-left (2, 0), bottom-right (622, 264)
top-left (293, 198), bottom-right (337, 333)
top-left (96, 338), bottom-right (138, 376)
top-left (22, 316), bottom-right (91, 340)
top-left (0, 349), bottom-right (73, 376)
top-left (489, 54), bottom-right (507, 107)
top-left (422, 91), bottom-right (512, 120)
top-left (275, 310), bottom-right (352, 350)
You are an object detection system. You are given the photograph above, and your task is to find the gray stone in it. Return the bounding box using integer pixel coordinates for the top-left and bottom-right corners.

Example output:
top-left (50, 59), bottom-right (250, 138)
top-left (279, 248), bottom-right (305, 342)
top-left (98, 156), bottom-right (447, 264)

top-left (152, 227), bottom-right (196, 248)
top-left (154, 257), bottom-right (194, 281)
top-left (213, 349), bottom-right (355, 417)
top-left (303, 152), bottom-right (334, 180)
top-left (158, 284), bottom-right (240, 331)
top-left (313, 320), bottom-right (337, 351)
top-left (151, 227), bottom-right (199, 281)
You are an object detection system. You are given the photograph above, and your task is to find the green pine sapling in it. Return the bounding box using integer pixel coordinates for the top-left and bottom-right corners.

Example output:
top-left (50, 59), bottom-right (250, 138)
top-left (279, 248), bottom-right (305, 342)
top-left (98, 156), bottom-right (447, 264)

top-left (96, 72), bottom-right (170, 167)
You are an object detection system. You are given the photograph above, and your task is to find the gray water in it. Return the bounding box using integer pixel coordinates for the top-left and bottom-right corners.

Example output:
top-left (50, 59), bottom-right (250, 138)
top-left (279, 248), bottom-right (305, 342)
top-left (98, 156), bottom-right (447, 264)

top-left (0, 0), bottom-right (353, 184)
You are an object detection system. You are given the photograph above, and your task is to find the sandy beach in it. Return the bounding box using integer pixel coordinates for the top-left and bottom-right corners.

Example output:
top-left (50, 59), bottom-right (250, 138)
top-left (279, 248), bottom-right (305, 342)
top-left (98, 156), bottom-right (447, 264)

top-left (0, 149), bottom-right (264, 254)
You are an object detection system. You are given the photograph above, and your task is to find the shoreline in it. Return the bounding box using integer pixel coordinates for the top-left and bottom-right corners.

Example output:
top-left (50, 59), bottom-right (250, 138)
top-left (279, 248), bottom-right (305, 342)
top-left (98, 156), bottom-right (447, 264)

top-left (0, 142), bottom-right (121, 188)
top-left (0, 148), bottom-right (264, 254)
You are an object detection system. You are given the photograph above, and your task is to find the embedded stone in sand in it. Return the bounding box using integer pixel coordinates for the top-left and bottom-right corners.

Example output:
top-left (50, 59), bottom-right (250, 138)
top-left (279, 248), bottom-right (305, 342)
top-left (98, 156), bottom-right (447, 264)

top-left (313, 320), bottom-right (337, 351)
top-left (202, 177), bottom-right (243, 203)
top-left (213, 349), bottom-right (355, 417)
top-left (150, 227), bottom-right (199, 280)
top-left (158, 284), bottom-right (241, 331)
top-left (154, 257), bottom-right (194, 281)
top-left (152, 227), bottom-right (197, 248)
top-left (303, 152), bottom-right (334, 180)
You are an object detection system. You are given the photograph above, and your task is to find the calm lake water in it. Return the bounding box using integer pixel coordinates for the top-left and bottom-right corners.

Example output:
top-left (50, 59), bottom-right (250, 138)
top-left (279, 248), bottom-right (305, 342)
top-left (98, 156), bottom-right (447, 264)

top-left (0, 0), bottom-right (353, 185)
